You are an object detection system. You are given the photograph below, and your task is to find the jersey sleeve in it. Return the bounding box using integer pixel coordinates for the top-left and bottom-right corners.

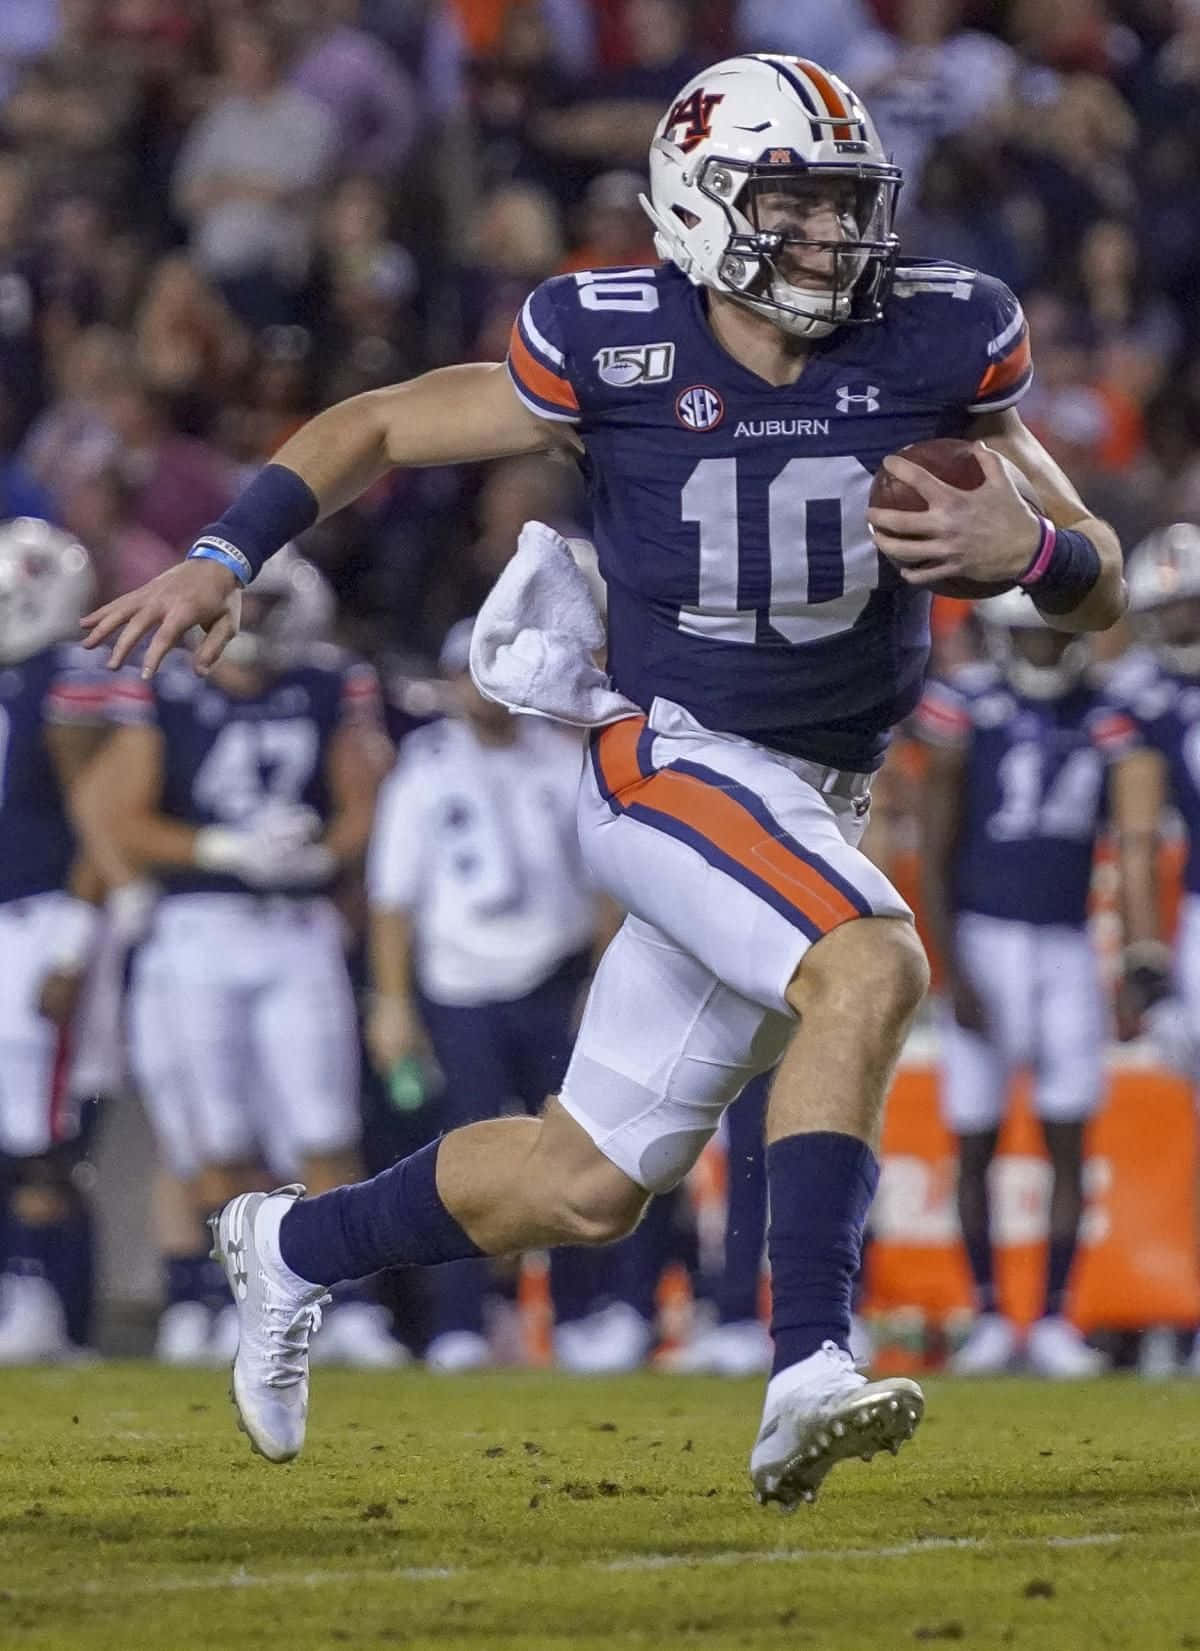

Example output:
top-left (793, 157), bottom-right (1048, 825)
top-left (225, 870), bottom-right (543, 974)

top-left (338, 660), bottom-right (386, 729)
top-left (102, 668), bottom-right (159, 728)
top-left (913, 677), bottom-right (972, 749)
top-left (964, 274), bottom-right (1033, 415)
top-left (506, 279), bottom-right (582, 425)
top-left (366, 754), bottom-right (424, 910)
top-left (45, 649), bottom-right (111, 726)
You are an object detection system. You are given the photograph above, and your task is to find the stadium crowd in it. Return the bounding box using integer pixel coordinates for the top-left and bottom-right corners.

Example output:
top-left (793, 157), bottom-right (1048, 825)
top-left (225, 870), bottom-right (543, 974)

top-left (1, 0), bottom-right (1200, 1374)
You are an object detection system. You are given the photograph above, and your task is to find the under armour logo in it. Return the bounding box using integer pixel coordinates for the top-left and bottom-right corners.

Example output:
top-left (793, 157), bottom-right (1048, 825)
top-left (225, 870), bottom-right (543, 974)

top-left (835, 384), bottom-right (880, 414)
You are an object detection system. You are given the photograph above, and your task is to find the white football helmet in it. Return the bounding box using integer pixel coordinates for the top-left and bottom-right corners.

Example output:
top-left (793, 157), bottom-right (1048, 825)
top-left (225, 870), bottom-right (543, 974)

top-left (975, 587), bottom-right (1091, 700)
top-left (1126, 523), bottom-right (1200, 676)
top-left (641, 54), bottom-right (901, 339)
top-left (221, 544), bottom-right (336, 671)
top-left (0, 517), bottom-right (94, 665)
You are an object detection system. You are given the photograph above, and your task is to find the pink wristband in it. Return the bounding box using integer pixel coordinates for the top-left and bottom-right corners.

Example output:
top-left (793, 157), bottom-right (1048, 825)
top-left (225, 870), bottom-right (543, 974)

top-left (1018, 516), bottom-right (1056, 587)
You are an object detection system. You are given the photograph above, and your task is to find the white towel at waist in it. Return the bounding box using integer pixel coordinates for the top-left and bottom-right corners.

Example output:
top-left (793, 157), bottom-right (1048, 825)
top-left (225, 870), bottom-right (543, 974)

top-left (469, 519), bottom-right (642, 728)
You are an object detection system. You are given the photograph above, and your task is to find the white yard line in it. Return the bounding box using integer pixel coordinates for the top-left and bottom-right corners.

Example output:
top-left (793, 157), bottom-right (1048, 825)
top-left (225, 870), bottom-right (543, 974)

top-left (8, 1531), bottom-right (1129, 1600)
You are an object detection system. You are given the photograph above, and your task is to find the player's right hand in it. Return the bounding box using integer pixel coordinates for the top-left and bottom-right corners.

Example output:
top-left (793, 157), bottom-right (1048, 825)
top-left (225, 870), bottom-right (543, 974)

top-left (366, 994), bottom-right (423, 1074)
top-left (81, 558), bottom-right (242, 678)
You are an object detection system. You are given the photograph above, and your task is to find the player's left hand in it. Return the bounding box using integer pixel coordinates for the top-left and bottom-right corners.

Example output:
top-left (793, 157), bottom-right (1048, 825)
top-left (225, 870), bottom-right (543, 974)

top-left (36, 966), bottom-right (84, 1029)
top-left (867, 443), bottom-right (1042, 588)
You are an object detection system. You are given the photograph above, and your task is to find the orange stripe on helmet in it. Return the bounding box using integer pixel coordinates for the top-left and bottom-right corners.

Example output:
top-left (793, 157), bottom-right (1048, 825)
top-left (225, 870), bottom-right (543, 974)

top-left (792, 59), bottom-right (854, 143)
top-left (594, 720), bottom-right (863, 935)
top-left (507, 323), bottom-right (580, 413)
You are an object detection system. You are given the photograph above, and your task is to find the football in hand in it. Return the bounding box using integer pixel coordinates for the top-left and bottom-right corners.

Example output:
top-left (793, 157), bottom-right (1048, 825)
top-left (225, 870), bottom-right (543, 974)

top-left (868, 437), bottom-right (1038, 600)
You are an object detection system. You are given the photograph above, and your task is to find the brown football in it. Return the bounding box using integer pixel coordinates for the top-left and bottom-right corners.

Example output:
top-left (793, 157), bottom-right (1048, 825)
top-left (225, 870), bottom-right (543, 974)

top-left (868, 436), bottom-right (1031, 600)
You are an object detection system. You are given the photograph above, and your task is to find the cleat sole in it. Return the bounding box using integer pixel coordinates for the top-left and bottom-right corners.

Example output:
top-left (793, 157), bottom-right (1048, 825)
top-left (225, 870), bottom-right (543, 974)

top-left (751, 1378), bottom-right (925, 1510)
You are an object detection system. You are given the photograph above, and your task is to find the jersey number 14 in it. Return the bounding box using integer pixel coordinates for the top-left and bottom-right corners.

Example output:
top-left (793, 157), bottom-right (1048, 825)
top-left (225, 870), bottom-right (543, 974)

top-left (678, 455), bottom-right (878, 645)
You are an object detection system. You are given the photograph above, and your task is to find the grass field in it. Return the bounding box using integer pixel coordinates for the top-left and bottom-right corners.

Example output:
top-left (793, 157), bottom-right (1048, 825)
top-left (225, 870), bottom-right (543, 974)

top-left (1, 1367), bottom-right (1198, 1650)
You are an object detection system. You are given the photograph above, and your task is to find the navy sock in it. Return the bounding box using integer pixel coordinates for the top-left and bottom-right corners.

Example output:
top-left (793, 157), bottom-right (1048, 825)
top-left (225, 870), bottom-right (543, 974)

top-left (278, 1139), bottom-right (485, 1286)
top-left (766, 1131), bottom-right (879, 1376)
top-left (166, 1253), bottom-right (208, 1307)
top-left (1043, 1234), bottom-right (1078, 1319)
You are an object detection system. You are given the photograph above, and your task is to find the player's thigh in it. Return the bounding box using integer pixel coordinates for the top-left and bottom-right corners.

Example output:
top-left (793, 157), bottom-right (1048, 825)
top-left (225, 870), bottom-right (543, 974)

top-left (1032, 925), bottom-right (1106, 1123)
top-left (127, 939), bottom-right (201, 1180)
top-left (1175, 896), bottom-right (1200, 1028)
top-left (954, 913), bottom-right (1036, 1063)
top-left (580, 717), bottom-right (909, 1016)
top-left (559, 913), bottom-right (792, 1195)
top-left (252, 903), bottom-right (360, 1157)
top-left (152, 903), bottom-right (258, 1165)
top-left (0, 897), bottom-right (77, 1157)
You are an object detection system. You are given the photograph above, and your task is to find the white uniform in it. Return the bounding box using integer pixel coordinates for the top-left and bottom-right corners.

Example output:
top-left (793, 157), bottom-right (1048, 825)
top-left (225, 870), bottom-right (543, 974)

top-left (558, 700), bottom-right (909, 1194)
top-left (368, 716), bottom-right (596, 1004)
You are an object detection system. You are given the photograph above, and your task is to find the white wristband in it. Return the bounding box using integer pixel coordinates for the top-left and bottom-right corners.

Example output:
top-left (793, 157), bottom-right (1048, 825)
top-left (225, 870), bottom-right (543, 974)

top-left (193, 826), bottom-right (247, 875)
top-left (46, 897), bottom-right (102, 972)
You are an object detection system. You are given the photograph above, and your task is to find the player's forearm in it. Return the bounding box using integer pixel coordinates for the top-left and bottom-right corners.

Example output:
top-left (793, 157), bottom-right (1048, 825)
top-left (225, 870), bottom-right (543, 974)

top-left (369, 907), bottom-right (416, 1003)
top-left (1031, 514), bottom-right (1126, 634)
top-left (1117, 833), bottom-right (1161, 947)
top-left (102, 812), bottom-right (205, 874)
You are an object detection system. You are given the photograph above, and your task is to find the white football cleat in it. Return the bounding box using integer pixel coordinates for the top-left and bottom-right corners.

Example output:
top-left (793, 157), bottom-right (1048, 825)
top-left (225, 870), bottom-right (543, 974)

top-left (0, 1273), bottom-right (72, 1364)
top-left (667, 1319), bottom-right (773, 1376)
top-left (209, 1186), bottom-right (329, 1464)
top-left (750, 1340), bottom-right (923, 1509)
top-left (554, 1302), bottom-right (654, 1374)
top-left (948, 1312), bottom-right (1019, 1376)
top-left (425, 1329), bottom-right (493, 1372)
top-left (314, 1302), bottom-right (409, 1368)
top-left (154, 1301), bottom-right (213, 1366)
top-left (1026, 1315), bottom-right (1107, 1379)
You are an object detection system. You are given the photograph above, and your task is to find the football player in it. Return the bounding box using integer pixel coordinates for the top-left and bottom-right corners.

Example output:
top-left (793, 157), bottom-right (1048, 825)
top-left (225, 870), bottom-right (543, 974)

top-left (0, 519), bottom-right (113, 1362)
top-left (83, 56), bottom-right (1124, 1501)
top-left (917, 590), bottom-right (1138, 1379)
top-left (76, 549), bottom-right (403, 1366)
top-left (1110, 525), bottom-right (1200, 1373)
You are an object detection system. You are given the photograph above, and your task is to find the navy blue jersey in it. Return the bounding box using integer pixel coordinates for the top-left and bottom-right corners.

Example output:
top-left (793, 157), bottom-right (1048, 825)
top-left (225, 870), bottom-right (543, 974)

top-left (0, 642), bottom-right (108, 904)
top-left (1109, 654), bottom-right (1200, 893)
top-left (916, 664), bottom-right (1133, 926)
top-left (508, 259), bottom-right (1033, 772)
top-left (110, 647), bottom-right (383, 896)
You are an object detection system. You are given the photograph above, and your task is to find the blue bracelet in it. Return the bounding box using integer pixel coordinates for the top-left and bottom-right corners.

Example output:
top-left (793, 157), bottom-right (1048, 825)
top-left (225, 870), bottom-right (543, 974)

top-left (189, 463), bottom-right (321, 585)
top-left (1018, 521), bottom-right (1101, 614)
top-left (188, 538), bottom-right (254, 586)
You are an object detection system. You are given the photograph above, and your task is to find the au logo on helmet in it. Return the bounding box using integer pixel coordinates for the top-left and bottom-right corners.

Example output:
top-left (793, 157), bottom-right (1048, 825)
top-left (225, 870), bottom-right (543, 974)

top-left (676, 385), bottom-right (725, 431)
top-left (664, 89), bottom-right (724, 154)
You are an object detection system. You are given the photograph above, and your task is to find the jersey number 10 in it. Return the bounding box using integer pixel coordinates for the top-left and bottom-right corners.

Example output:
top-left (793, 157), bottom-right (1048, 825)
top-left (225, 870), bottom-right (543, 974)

top-left (677, 455), bottom-right (878, 645)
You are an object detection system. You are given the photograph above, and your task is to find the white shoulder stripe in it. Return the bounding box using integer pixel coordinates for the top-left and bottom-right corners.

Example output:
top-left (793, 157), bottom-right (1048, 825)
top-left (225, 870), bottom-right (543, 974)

top-left (520, 296), bottom-right (564, 369)
top-left (987, 307), bottom-right (1026, 357)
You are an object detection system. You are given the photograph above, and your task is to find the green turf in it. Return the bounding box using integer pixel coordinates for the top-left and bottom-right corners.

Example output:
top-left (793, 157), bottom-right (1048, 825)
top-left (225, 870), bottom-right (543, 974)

top-left (1, 1367), bottom-right (1198, 1650)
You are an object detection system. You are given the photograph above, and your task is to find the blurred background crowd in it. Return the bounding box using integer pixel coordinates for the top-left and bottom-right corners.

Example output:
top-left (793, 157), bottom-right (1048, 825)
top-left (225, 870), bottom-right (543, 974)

top-left (1, 0), bottom-right (1200, 1375)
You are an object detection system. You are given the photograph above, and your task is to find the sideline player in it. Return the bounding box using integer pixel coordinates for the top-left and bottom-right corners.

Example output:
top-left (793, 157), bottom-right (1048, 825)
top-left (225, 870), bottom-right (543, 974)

top-left (1110, 525), bottom-right (1200, 1373)
top-left (917, 591), bottom-right (1136, 1379)
top-left (82, 56), bottom-right (1124, 1503)
top-left (0, 519), bottom-right (112, 1361)
top-left (77, 549), bottom-right (403, 1367)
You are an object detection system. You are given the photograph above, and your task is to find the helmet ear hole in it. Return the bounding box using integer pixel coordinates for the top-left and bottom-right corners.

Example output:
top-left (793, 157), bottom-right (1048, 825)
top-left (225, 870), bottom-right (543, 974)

top-left (672, 205), bottom-right (701, 229)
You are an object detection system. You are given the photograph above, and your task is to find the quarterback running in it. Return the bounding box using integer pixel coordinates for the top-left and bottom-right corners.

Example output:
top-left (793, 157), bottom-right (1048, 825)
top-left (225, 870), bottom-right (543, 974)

top-left (82, 55), bottom-right (1124, 1506)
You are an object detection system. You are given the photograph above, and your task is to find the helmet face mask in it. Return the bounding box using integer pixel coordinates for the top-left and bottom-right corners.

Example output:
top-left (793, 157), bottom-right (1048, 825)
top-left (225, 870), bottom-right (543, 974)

top-left (643, 55), bottom-right (901, 340)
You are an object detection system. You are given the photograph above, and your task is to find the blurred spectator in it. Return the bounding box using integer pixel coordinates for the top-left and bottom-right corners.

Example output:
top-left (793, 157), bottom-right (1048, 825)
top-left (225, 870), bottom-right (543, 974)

top-left (134, 254), bottom-right (251, 431)
top-left (308, 174), bottom-right (422, 387)
top-left (453, 181), bottom-right (564, 359)
top-left (20, 323), bottom-right (131, 495)
top-left (531, 0), bottom-right (711, 183)
top-left (734, 0), bottom-right (872, 75)
top-left (290, 0), bottom-right (421, 179)
top-left (215, 324), bottom-right (317, 469)
top-left (0, 384), bottom-right (55, 521)
top-left (557, 169), bottom-right (656, 272)
top-left (0, 153), bottom-right (46, 438)
top-left (842, 0), bottom-right (1017, 211)
top-left (0, 0), bottom-right (60, 107)
top-left (101, 376), bottom-right (235, 551)
top-left (172, 12), bottom-right (338, 328)
top-left (61, 459), bottom-right (175, 602)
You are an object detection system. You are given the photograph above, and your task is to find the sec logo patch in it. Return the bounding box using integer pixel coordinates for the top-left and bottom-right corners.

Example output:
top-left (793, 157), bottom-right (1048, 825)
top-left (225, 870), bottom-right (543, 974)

top-left (675, 385), bottom-right (724, 431)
